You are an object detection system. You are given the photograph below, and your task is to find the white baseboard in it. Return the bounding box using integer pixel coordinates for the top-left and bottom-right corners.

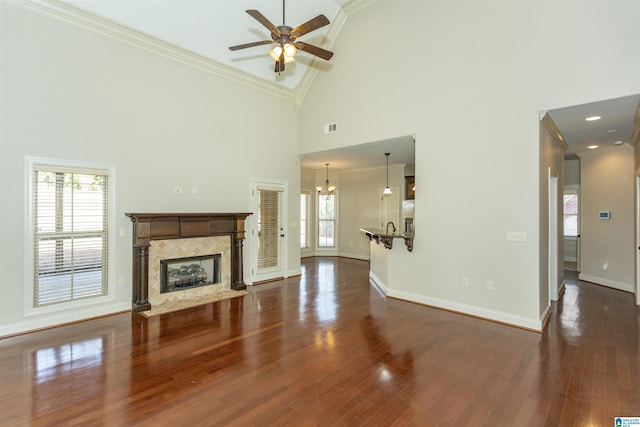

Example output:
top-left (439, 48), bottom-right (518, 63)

top-left (386, 288), bottom-right (543, 332)
top-left (551, 280), bottom-right (566, 301)
top-left (369, 271), bottom-right (388, 296)
top-left (0, 302), bottom-right (131, 337)
top-left (338, 251), bottom-right (369, 261)
top-left (287, 268), bottom-right (302, 277)
top-left (578, 273), bottom-right (634, 293)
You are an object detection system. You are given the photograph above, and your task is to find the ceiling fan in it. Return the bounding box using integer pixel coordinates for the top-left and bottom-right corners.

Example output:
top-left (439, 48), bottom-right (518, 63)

top-left (228, 0), bottom-right (334, 73)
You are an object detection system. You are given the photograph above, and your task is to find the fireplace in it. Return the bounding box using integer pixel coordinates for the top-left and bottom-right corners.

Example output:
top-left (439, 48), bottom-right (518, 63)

top-left (160, 254), bottom-right (221, 293)
top-left (125, 213), bottom-right (251, 312)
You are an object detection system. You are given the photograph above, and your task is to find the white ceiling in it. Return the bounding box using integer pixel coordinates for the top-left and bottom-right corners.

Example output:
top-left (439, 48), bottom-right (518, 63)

top-left (51, 1), bottom-right (639, 171)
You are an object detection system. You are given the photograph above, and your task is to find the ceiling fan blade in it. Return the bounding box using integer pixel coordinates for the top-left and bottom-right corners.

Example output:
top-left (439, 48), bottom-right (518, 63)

top-left (228, 40), bottom-right (272, 51)
top-left (246, 10), bottom-right (281, 37)
top-left (294, 42), bottom-right (334, 60)
top-left (279, 51), bottom-right (285, 72)
top-left (291, 14), bottom-right (330, 39)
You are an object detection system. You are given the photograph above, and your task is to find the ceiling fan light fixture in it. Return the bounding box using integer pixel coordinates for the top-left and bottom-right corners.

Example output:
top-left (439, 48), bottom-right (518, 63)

top-left (283, 43), bottom-right (297, 57)
top-left (228, 3), bottom-right (334, 73)
top-left (269, 45), bottom-right (283, 61)
top-left (269, 43), bottom-right (295, 64)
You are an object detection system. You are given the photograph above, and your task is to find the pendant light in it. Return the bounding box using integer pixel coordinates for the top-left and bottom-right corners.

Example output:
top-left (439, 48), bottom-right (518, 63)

top-left (383, 153), bottom-right (392, 195)
top-left (316, 163), bottom-right (336, 198)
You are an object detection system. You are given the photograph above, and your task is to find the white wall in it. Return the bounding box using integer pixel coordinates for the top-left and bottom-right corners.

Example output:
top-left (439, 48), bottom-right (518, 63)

top-left (578, 146), bottom-right (635, 292)
top-left (0, 2), bottom-right (300, 335)
top-left (564, 159), bottom-right (580, 186)
top-left (298, 0), bottom-right (640, 329)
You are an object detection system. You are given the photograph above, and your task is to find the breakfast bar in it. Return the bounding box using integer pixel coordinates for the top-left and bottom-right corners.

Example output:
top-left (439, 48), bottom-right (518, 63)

top-left (359, 227), bottom-right (414, 252)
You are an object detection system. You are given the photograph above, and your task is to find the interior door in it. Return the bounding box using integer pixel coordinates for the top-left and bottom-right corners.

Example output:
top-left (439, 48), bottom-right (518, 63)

top-left (252, 183), bottom-right (285, 283)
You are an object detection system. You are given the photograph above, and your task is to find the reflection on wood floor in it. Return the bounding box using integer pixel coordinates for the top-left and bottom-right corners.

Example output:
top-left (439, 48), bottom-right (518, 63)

top-left (0, 258), bottom-right (638, 425)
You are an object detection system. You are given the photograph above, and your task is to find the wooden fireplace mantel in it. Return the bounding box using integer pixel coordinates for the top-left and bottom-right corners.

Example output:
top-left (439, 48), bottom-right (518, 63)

top-left (125, 212), bottom-right (251, 312)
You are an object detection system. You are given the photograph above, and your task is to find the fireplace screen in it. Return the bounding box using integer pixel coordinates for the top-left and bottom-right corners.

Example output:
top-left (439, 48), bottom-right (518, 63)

top-left (160, 254), bottom-right (221, 293)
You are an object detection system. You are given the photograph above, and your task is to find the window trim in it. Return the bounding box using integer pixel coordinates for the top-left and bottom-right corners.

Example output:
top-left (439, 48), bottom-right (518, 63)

top-left (24, 157), bottom-right (116, 317)
top-left (300, 190), bottom-right (311, 249)
top-left (317, 192), bottom-right (337, 249)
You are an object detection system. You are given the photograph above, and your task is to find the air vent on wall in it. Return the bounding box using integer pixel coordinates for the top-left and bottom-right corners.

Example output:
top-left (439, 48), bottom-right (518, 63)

top-left (324, 122), bottom-right (337, 134)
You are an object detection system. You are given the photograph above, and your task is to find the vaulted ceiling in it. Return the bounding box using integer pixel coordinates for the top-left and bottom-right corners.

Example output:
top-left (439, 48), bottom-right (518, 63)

top-left (61, 0), bottom-right (372, 103)
top-left (35, 0), bottom-right (639, 170)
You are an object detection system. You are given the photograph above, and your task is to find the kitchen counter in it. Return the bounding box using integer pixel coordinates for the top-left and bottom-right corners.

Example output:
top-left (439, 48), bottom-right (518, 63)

top-left (360, 227), bottom-right (414, 252)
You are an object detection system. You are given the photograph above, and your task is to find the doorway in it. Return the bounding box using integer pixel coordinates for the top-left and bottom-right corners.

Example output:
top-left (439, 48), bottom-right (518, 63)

top-left (251, 181), bottom-right (287, 283)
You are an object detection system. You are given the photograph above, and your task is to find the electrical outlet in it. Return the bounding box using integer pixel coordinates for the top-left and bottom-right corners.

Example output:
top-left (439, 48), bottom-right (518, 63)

top-left (603, 262), bottom-right (608, 270)
top-left (506, 232), bottom-right (527, 242)
top-left (462, 277), bottom-right (469, 287)
top-left (119, 228), bottom-right (125, 237)
top-left (192, 186), bottom-right (198, 194)
top-left (118, 277), bottom-right (125, 286)
top-left (486, 280), bottom-right (493, 291)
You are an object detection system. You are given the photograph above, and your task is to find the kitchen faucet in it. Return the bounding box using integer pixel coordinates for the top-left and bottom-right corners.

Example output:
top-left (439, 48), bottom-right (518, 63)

top-left (386, 221), bottom-right (396, 235)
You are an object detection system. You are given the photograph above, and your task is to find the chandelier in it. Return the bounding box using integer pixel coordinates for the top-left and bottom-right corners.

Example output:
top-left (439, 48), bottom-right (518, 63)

top-left (316, 163), bottom-right (336, 197)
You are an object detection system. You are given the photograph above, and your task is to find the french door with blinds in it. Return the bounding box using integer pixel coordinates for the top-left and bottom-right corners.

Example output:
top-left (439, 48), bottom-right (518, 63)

top-left (252, 182), bottom-right (286, 283)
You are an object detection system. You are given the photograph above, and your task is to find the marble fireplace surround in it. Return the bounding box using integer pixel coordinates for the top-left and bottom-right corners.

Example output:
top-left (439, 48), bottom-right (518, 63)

top-left (125, 213), bottom-right (251, 312)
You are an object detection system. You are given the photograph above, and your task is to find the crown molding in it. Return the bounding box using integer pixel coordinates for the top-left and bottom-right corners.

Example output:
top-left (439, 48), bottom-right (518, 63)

top-left (630, 100), bottom-right (640, 148)
top-left (540, 112), bottom-right (569, 151)
top-left (342, 0), bottom-right (378, 16)
top-left (294, 6), bottom-right (349, 106)
top-left (16, 0), bottom-right (297, 103)
top-left (294, 0), bottom-right (375, 105)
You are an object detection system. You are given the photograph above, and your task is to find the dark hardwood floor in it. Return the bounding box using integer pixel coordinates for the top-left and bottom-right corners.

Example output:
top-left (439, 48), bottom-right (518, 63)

top-left (1, 257), bottom-right (639, 426)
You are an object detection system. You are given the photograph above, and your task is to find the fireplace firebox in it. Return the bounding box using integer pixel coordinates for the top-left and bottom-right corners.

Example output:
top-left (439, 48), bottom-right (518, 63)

top-left (160, 254), bottom-right (221, 293)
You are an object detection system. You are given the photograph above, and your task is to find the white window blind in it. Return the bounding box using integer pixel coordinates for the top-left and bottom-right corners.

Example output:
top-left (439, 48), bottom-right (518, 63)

top-left (257, 188), bottom-right (282, 269)
top-left (33, 165), bottom-right (109, 307)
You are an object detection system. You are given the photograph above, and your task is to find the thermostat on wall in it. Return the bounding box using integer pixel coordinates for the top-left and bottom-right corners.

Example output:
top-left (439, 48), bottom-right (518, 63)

top-left (599, 211), bottom-right (610, 220)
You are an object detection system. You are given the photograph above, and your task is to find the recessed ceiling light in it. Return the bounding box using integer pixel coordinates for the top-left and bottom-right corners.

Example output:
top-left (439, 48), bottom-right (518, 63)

top-left (585, 116), bottom-right (601, 121)
top-left (613, 140), bottom-right (624, 145)
top-left (588, 145), bottom-right (599, 149)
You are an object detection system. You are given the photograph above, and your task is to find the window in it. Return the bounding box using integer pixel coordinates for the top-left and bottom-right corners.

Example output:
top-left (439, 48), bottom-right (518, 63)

top-left (563, 190), bottom-right (579, 237)
top-left (31, 163), bottom-right (110, 307)
top-left (318, 194), bottom-right (335, 247)
top-left (300, 192), bottom-right (310, 248)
